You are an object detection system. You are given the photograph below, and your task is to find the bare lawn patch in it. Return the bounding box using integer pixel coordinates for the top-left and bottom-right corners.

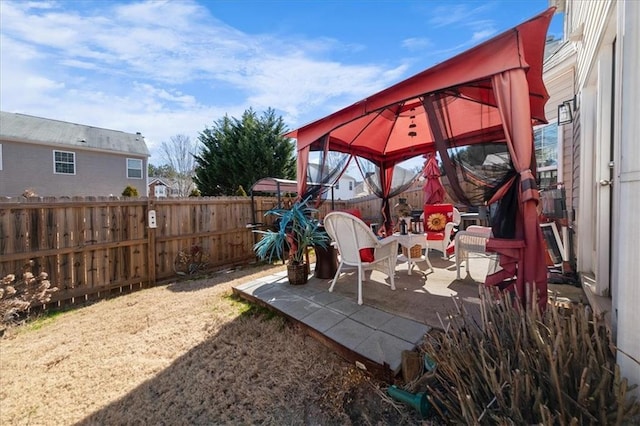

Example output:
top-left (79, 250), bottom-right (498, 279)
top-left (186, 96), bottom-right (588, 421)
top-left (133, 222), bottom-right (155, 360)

top-left (1, 264), bottom-right (419, 425)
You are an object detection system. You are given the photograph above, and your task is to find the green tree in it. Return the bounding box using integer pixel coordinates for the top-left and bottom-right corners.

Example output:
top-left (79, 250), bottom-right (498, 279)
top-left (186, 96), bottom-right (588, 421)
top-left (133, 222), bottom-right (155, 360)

top-left (194, 108), bottom-right (296, 196)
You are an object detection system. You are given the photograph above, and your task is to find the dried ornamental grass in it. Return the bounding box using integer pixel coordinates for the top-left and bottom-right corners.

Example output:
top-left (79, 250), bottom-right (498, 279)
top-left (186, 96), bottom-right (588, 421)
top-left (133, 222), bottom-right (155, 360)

top-left (415, 287), bottom-right (639, 425)
top-left (1, 261), bottom-right (58, 328)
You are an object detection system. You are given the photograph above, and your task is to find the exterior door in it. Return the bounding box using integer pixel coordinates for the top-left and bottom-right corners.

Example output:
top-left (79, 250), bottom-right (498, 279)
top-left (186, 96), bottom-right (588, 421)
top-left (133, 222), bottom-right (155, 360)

top-left (593, 45), bottom-right (615, 296)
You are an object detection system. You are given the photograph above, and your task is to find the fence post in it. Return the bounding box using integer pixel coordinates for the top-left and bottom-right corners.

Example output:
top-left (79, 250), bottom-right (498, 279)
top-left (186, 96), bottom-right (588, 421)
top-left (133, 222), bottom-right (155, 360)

top-left (147, 199), bottom-right (156, 285)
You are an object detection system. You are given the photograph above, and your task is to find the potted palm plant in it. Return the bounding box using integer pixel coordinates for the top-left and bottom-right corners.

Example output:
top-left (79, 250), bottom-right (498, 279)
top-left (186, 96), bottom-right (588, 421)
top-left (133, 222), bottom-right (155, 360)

top-left (253, 197), bottom-right (330, 285)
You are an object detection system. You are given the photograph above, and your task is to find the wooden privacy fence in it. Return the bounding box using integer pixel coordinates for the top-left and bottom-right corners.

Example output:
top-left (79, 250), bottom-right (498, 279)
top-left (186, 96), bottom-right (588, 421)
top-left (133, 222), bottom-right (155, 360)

top-left (317, 186), bottom-right (436, 223)
top-left (0, 187), bottom-right (437, 310)
top-left (1, 197), bottom-right (150, 307)
top-left (0, 196), bottom-right (279, 309)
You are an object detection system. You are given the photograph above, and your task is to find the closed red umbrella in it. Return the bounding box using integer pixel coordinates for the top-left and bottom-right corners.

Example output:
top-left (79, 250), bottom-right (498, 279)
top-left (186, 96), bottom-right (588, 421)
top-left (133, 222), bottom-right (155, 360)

top-left (423, 152), bottom-right (445, 205)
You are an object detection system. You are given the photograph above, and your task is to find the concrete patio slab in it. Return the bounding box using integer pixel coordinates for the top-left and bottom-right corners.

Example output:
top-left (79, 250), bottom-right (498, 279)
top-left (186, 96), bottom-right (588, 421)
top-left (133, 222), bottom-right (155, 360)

top-left (306, 289), bottom-right (344, 306)
top-left (270, 297), bottom-right (323, 319)
top-left (301, 308), bottom-right (347, 332)
top-left (233, 250), bottom-right (587, 379)
top-left (349, 306), bottom-right (395, 330)
top-left (323, 317), bottom-right (373, 350)
top-left (355, 331), bottom-right (417, 373)
top-left (380, 316), bottom-right (432, 345)
top-left (325, 298), bottom-right (363, 317)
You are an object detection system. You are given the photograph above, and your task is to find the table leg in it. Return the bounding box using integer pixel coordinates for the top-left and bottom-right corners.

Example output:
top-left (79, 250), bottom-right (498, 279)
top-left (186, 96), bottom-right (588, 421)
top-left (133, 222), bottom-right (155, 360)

top-left (424, 250), bottom-right (434, 273)
top-left (405, 249), bottom-right (433, 275)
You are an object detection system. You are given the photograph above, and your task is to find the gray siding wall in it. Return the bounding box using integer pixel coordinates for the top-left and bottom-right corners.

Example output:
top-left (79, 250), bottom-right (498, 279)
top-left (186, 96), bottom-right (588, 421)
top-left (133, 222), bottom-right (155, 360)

top-left (0, 141), bottom-right (147, 197)
top-left (545, 68), bottom-right (575, 211)
top-left (571, 107), bottom-right (580, 262)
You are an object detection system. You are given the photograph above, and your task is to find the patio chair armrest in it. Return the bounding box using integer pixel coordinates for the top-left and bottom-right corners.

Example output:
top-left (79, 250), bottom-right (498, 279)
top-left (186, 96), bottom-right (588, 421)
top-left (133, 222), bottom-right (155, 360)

top-left (444, 221), bottom-right (457, 236)
top-left (455, 230), bottom-right (490, 255)
top-left (374, 237), bottom-right (399, 259)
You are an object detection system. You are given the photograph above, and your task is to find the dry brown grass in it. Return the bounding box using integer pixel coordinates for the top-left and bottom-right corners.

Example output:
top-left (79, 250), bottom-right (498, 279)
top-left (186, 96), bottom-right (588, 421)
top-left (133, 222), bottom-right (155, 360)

top-left (0, 264), bottom-right (419, 425)
top-left (415, 288), bottom-right (640, 425)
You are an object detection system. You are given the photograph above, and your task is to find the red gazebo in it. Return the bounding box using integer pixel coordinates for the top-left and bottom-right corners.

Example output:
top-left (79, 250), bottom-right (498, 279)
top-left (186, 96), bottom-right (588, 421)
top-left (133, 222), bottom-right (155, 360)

top-left (285, 8), bottom-right (556, 310)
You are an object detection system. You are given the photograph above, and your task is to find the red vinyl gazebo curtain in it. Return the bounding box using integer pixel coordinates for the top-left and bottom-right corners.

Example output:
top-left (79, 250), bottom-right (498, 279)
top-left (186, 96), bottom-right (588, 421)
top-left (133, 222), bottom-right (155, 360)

top-left (484, 69), bottom-right (548, 310)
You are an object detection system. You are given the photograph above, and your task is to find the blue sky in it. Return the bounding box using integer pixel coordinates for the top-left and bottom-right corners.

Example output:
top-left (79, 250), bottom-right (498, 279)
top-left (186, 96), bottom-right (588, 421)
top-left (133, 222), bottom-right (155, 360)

top-left (0, 0), bottom-right (563, 165)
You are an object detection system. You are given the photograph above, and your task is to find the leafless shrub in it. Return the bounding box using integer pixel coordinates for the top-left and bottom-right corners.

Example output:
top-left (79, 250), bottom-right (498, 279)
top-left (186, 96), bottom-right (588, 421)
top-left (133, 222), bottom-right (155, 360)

top-left (22, 188), bottom-right (38, 197)
top-left (415, 287), bottom-right (639, 425)
top-left (1, 261), bottom-right (58, 328)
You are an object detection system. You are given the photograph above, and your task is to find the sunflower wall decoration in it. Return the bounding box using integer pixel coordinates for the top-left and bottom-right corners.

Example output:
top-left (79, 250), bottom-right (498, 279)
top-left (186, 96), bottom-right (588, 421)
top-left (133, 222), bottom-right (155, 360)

top-left (426, 213), bottom-right (447, 232)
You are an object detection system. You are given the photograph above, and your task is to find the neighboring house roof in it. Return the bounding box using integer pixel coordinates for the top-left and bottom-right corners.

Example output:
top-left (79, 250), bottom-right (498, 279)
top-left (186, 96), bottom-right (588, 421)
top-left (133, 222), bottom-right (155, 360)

top-left (148, 177), bottom-right (177, 188)
top-left (483, 152), bottom-right (511, 166)
top-left (250, 177), bottom-right (298, 194)
top-left (0, 111), bottom-right (150, 156)
top-left (543, 35), bottom-right (564, 60)
top-left (353, 182), bottom-right (370, 197)
top-left (544, 38), bottom-right (577, 68)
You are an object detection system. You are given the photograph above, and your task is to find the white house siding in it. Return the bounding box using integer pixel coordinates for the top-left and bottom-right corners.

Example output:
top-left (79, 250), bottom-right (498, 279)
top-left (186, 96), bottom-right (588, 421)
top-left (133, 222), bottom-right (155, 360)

top-left (613, 0), bottom-right (640, 393)
top-left (571, 0), bottom-right (617, 289)
top-left (566, 0), bottom-right (614, 90)
top-left (0, 140), bottom-right (147, 197)
top-left (333, 175), bottom-right (356, 200)
top-left (561, 0), bottom-right (640, 394)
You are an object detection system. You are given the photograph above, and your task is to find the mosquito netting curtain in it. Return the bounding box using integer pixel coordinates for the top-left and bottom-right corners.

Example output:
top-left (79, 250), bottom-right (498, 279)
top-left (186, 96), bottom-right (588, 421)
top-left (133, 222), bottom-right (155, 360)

top-left (297, 134), bottom-right (421, 210)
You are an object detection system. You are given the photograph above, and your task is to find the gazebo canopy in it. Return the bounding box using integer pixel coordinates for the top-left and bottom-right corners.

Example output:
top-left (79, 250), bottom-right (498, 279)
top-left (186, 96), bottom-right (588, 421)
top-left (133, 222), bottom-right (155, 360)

top-left (285, 7), bottom-right (556, 310)
top-left (287, 7), bottom-right (553, 189)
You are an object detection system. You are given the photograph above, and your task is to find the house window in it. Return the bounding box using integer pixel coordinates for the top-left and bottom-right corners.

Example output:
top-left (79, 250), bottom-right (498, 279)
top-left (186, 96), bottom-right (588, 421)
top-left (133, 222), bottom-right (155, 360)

top-left (154, 185), bottom-right (167, 198)
top-left (533, 123), bottom-right (558, 189)
top-left (53, 150), bottom-right (76, 175)
top-left (348, 181), bottom-right (353, 191)
top-left (127, 158), bottom-right (143, 179)
top-left (0, 144), bottom-right (3, 171)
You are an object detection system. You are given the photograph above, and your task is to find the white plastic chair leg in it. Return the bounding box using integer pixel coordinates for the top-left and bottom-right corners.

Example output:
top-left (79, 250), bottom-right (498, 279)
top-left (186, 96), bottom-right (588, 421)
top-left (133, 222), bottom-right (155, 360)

top-left (388, 258), bottom-right (396, 290)
top-left (329, 262), bottom-right (344, 292)
top-left (357, 265), bottom-right (364, 305)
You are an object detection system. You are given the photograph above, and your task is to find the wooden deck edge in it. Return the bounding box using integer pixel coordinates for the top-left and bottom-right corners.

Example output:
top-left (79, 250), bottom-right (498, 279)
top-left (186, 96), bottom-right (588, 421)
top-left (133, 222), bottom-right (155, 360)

top-left (232, 287), bottom-right (396, 382)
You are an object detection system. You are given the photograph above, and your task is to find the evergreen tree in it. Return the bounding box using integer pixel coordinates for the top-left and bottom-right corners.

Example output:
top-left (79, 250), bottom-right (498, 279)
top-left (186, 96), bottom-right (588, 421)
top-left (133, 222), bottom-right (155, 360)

top-left (194, 108), bottom-right (296, 196)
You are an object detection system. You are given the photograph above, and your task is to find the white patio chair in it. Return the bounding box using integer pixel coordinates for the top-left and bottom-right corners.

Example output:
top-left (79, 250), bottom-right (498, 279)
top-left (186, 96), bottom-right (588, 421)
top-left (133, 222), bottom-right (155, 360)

top-left (454, 225), bottom-right (493, 279)
top-left (421, 205), bottom-right (461, 259)
top-left (323, 211), bottom-right (398, 305)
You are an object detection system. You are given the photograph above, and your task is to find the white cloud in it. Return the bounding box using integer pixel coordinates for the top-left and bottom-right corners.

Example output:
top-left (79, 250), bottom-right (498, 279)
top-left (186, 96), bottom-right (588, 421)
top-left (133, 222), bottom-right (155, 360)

top-left (0, 0), bottom-right (416, 164)
top-left (401, 37), bottom-right (433, 52)
top-left (428, 3), bottom-right (494, 28)
top-left (471, 29), bottom-right (496, 42)
top-left (411, 4), bottom-right (501, 61)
